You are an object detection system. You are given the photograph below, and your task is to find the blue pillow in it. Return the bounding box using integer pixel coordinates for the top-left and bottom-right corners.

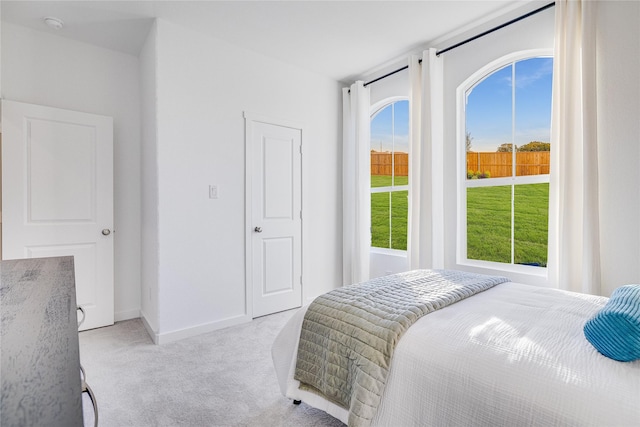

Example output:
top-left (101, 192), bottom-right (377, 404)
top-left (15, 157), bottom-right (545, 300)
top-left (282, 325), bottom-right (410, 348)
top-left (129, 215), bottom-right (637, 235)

top-left (584, 284), bottom-right (640, 362)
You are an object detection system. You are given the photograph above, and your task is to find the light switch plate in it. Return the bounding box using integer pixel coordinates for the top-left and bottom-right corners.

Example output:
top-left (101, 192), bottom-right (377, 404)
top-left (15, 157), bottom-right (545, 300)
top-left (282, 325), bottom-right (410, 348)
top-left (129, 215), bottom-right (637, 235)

top-left (209, 185), bottom-right (218, 199)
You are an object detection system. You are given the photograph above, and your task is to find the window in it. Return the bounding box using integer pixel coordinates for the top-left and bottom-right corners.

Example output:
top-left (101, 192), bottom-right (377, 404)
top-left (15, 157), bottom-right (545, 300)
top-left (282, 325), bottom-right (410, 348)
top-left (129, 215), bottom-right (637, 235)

top-left (370, 99), bottom-right (409, 251)
top-left (460, 54), bottom-right (553, 269)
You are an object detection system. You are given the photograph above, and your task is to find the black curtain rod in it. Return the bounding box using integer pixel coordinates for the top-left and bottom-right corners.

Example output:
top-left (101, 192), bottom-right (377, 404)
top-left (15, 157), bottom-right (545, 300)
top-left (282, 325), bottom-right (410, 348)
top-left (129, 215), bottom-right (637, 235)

top-left (436, 1), bottom-right (555, 56)
top-left (363, 65), bottom-right (410, 87)
top-left (362, 1), bottom-right (555, 88)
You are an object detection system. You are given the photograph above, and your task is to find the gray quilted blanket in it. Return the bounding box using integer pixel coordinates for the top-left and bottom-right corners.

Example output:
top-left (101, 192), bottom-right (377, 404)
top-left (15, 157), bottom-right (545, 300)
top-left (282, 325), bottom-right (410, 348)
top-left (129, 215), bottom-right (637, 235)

top-left (293, 269), bottom-right (509, 427)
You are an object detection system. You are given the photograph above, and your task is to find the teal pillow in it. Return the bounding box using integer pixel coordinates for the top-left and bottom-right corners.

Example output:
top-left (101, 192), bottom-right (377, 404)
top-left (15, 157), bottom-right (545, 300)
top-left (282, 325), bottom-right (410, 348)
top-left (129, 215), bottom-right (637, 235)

top-left (584, 284), bottom-right (640, 362)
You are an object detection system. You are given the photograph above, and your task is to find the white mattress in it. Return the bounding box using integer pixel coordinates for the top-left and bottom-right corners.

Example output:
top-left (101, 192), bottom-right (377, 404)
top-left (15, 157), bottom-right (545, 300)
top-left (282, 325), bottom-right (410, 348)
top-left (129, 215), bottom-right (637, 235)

top-left (272, 282), bottom-right (640, 426)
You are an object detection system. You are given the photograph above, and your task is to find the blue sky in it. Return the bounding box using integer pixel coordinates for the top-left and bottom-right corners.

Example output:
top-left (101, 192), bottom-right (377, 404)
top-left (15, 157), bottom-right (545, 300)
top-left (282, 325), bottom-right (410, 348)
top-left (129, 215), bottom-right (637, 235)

top-left (370, 57), bottom-right (553, 154)
top-left (370, 100), bottom-right (409, 153)
top-left (466, 57), bottom-right (553, 152)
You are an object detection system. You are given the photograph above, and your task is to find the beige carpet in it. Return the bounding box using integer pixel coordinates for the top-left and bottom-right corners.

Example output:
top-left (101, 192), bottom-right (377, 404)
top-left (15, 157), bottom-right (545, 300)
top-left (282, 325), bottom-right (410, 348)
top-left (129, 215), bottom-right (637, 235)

top-left (79, 310), bottom-right (345, 427)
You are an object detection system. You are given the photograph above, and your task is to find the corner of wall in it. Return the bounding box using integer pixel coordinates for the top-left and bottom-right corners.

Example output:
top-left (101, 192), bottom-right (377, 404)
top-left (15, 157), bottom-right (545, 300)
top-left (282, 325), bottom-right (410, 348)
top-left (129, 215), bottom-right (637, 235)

top-left (154, 313), bottom-right (251, 345)
top-left (139, 18), bottom-right (160, 334)
top-left (140, 309), bottom-right (159, 344)
top-left (115, 309), bottom-right (141, 322)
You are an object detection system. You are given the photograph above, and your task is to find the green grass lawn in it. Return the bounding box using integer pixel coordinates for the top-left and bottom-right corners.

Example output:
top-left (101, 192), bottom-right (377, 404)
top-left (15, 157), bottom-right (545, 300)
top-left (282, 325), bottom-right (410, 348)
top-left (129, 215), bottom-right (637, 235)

top-left (371, 190), bottom-right (408, 250)
top-left (371, 175), bottom-right (408, 188)
top-left (466, 183), bottom-right (549, 266)
top-left (370, 175), bottom-right (549, 266)
top-left (370, 175), bottom-right (409, 250)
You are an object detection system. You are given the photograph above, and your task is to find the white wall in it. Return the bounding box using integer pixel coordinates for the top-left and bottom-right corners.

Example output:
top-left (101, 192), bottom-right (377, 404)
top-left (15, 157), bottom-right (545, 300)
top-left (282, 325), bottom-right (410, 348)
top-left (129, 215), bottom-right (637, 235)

top-left (369, 69), bottom-right (409, 106)
top-left (1, 22), bottom-right (142, 320)
top-left (139, 22), bottom-right (159, 333)
top-left (144, 19), bottom-right (342, 342)
top-left (595, 1), bottom-right (640, 295)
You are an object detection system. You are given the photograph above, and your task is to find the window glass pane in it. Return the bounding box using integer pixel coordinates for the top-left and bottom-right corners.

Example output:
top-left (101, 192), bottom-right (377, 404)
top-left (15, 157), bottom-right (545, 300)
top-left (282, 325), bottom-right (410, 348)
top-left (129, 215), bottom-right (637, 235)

top-left (371, 105), bottom-right (393, 188)
top-left (371, 192), bottom-right (391, 248)
top-left (466, 65), bottom-right (513, 180)
top-left (462, 56), bottom-right (552, 269)
top-left (370, 100), bottom-right (409, 251)
top-left (514, 58), bottom-right (553, 176)
top-left (514, 183), bottom-right (549, 266)
top-left (390, 190), bottom-right (408, 250)
top-left (467, 186), bottom-right (512, 263)
top-left (392, 100), bottom-right (409, 186)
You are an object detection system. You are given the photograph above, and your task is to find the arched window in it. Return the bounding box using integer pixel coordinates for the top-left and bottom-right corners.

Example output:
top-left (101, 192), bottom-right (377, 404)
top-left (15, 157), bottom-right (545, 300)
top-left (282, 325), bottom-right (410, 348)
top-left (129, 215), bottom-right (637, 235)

top-left (459, 52), bottom-right (553, 269)
top-left (370, 99), bottom-right (409, 251)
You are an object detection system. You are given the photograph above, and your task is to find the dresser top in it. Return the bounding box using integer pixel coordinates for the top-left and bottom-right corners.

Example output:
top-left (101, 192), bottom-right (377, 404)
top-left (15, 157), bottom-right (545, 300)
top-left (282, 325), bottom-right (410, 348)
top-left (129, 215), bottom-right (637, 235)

top-left (1, 256), bottom-right (84, 427)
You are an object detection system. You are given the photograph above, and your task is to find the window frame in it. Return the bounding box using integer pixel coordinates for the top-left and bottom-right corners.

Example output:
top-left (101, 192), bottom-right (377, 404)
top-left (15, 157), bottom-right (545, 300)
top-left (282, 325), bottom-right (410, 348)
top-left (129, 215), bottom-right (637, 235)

top-left (456, 49), bottom-right (553, 280)
top-left (370, 96), bottom-right (410, 256)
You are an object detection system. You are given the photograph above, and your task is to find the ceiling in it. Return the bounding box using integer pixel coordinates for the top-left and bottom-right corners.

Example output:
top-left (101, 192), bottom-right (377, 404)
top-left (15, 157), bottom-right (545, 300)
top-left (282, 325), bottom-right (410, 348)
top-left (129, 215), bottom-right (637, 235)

top-left (1, 1), bottom-right (544, 83)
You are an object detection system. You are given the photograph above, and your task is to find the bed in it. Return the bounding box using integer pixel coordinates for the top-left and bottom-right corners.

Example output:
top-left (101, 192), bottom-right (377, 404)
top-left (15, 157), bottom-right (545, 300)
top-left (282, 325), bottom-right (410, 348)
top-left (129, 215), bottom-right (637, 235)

top-left (272, 270), bottom-right (640, 426)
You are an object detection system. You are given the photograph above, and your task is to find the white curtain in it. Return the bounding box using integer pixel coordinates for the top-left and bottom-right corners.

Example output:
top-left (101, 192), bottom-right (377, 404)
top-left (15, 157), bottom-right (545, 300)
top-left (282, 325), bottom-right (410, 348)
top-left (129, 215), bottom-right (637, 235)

top-left (548, 0), bottom-right (601, 294)
top-left (342, 81), bottom-right (371, 285)
top-left (408, 48), bottom-right (444, 270)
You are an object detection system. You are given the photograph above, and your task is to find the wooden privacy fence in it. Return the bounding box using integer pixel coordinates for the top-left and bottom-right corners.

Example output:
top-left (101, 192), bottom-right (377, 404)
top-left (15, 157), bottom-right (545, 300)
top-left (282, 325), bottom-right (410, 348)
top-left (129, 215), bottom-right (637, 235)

top-left (370, 151), bottom-right (550, 177)
top-left (466, 152), bottom-right (550, 177)
top-left (370, 151), bottom-right (409, 176)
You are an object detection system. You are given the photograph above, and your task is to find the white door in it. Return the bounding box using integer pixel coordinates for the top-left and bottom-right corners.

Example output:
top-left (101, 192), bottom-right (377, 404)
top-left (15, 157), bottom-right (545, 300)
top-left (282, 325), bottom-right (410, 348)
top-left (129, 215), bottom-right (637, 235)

top-left (245, 114), bottom-right (302, 318)
top-left (2, 100), bottom-right (114, 331)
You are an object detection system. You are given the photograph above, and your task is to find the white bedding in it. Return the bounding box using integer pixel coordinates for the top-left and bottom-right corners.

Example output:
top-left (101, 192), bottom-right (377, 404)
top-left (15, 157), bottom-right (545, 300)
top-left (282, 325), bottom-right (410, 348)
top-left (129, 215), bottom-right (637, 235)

top-left (272, 282), bottom-right (640, 426)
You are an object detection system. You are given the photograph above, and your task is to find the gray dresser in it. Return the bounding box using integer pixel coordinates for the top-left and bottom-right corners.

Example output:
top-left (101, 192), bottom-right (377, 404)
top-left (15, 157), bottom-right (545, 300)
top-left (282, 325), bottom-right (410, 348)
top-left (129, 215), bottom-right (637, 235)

top-left (1, 256), bottom-right (84, 427)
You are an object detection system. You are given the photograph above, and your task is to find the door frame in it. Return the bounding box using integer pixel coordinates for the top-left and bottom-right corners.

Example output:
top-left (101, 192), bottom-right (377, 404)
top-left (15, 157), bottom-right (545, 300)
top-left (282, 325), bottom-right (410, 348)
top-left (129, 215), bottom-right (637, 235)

top-left (243, 112), bottom-right (303, 318)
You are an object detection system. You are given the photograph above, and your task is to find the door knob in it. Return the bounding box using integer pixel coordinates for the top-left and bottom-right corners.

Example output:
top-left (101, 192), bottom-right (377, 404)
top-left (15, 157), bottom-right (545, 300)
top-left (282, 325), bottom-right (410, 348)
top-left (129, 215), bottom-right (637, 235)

top-left (101, 229), bottom-right (111, 236)
top-left (254, 227), bottom-right (262, 233)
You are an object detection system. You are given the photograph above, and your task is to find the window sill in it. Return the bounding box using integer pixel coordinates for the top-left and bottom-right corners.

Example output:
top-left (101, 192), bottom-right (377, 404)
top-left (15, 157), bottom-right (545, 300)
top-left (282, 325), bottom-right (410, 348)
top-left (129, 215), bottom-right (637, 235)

top-left (455, 259), bottom-right (549, 287)
top-left (370, 247), bottom-right (407, 258)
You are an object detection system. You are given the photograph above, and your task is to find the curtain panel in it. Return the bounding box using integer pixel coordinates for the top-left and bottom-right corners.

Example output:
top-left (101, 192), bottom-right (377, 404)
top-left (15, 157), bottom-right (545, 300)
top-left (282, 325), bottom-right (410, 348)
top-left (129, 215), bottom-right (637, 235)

top-left (548, 0), bottom-right (601, 294)
top-left (408, 48), bottom-right (444, 270)
top-left (342, 82), bottom-right (371, 285)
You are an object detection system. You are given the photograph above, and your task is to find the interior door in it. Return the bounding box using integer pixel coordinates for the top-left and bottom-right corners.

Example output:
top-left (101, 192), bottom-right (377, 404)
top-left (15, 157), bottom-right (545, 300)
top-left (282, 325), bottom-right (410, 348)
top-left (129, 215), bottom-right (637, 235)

top-left (246, 114), bottom-right (302, 318)
top-left (2, 100), bottom-right (114, 331)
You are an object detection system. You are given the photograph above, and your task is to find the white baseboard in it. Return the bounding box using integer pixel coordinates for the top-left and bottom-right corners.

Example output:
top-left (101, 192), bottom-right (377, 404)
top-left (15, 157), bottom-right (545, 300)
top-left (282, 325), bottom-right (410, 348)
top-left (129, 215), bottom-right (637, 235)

top-left (139, 311), bottom-right (158, 344)
top-left (152, 314), bottom-right (252, 345)
top-left (115, 308), bottom-right (140, 322)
